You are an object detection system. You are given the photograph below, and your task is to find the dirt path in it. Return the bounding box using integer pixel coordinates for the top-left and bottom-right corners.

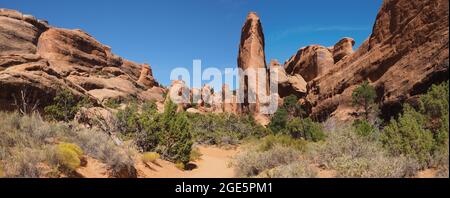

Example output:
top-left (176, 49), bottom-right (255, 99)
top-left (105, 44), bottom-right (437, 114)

top-left (137, 146), bottom-right (239, 178)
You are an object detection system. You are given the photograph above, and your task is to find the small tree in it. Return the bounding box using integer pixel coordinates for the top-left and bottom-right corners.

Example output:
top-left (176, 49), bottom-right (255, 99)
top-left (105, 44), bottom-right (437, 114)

top-left (283, 95), bottom-right (306, 118)
top-left (287, 118), bottom-right (325, 142)
top-left (156, 100), bottom-right (193, 165)
top-left (382, 105), bottom-right (434, 168)
top-left (44, 89), bottom-right (91, 121)
top-left (352, 81), bottom-right (377, 121)
top-left (269, 108), bottom-right (289, 134)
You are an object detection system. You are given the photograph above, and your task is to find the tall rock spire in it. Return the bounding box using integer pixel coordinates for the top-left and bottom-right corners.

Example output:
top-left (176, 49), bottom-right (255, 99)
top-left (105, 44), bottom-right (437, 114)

top-left (237, 12), bottom-right (268, 114)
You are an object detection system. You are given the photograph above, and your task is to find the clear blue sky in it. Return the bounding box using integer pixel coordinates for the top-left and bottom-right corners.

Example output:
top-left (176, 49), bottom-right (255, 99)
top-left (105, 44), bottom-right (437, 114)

top-left (2, 0), bottom-right (383, 87)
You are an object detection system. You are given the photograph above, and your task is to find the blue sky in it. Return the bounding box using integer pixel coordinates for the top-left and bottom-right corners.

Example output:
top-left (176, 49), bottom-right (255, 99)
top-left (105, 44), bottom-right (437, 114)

top-left (2, 0), bottom-right (383, 87)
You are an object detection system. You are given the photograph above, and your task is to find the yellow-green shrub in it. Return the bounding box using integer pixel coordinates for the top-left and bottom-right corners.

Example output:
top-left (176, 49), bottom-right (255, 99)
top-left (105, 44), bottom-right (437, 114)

top-left (190, 147), bottom-right (202, 162)
top-left (0, 165), bottom-right (4, 178)
top-left (142, 152), bottom-right (160, 164)
top-left (175, 162), bottom-right (185, 170)
top-left (55, 143), bottom-right (84, 171)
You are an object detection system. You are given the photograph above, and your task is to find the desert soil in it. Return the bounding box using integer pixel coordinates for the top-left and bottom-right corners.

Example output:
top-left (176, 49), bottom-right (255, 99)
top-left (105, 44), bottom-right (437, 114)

top-left (136, 146), bottom-right (239, 178)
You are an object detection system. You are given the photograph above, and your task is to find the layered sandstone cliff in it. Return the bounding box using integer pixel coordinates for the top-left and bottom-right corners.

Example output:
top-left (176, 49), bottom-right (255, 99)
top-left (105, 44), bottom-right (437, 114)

top-left (0, 9), bottom-right (161, 111)
top-left (283, 0), bottom-right (449, 121)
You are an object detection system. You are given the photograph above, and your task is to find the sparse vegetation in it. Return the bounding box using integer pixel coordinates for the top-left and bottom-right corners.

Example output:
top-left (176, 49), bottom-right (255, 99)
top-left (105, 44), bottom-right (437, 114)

top-left (115, 100), bottom-right (193, 166)
top-left (44, 89), bottom-right (92, 121)
top-left (352, 81), bottom-right (377, 121)
top-left (381, 81), bottom-right (449, 169)
top-left (287, 118), bottom-right (325, 142)
top-left (104, 98), bottom-right (122, 109)
top-left (0, 111), bottom-right (135, 178)
top-left (310, 126), bottom-right (419, 178)
top-left (233, 144), bottom-right (302, 177)
top-left (188, 113), bottom-right (268, 146)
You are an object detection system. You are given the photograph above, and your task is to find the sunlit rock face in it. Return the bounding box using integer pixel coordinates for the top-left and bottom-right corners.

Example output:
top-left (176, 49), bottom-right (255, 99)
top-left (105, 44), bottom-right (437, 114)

top-left (237, 12), bottom-right (269, 115)
top-left (0, 9), bottom-right (162, 111)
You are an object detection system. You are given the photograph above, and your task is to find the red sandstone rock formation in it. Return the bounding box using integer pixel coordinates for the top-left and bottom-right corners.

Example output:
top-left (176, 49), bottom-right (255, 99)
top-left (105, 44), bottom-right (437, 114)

top-left (237, 12), bottom-right (269, 114)
top-left (0, 9), bottom-right (161, 111)
top-left (303, 0), bottom-right (449, 121)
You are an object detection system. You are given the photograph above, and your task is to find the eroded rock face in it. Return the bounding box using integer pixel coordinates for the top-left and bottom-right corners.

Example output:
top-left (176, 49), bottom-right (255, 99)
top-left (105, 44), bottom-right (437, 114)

top-left (0, 9), bottom-right (161, 111)
top-left (305, 0), bottom-right (449, 121)
top-left (237, 12), bottom-right (268, 114)
top-left (0, 9), bottom-right (48, 56)
top-left (270, 59), bottom-right (307, 98)
top-left (333, 37), bottom-right (355, 63)
top-left (284, 45), bottom-right (335, 82)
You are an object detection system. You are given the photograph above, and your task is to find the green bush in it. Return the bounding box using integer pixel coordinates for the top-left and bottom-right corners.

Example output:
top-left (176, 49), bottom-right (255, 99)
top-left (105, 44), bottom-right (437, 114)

top-left (352, 81), bottom-right (377, 120)
top-left (287, 118), bottom-right (325, 142)
top-left (283, 95), bottom-right (306, 118)
top-left (158, 100), bottom-right (192, 165)
top-left (381, 81), bottom-right (449, 170)
top-left (104, 98), bottom-right (121, 109)
top-left (382, 106), bottom-right (434, 168)
top-left (352, 119), bottom-right (377, 138)
top-left (188, 113), bottom-right (268, 145)
top-left (311, 126), bottom-right (419, 178)
top-left (115, 102), bottom-right (141, 137)
top-left (268, 108), bottom-right (288, 134)
top-left (44, 90), bottom-right (92, 121)
top-left (419, 82), bottom-right (449, 151)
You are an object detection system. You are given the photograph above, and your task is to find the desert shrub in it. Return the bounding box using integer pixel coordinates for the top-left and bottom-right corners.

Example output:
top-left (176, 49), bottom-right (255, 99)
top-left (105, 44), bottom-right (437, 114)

top-left (381, 105), bottom-right (434, 168)
top-left (0, 165), bottom-right (3, 178)
top-left (135, 102), bottom-right (160, 151)
top-left (115, 100), bottom-right (192, 165)
top-left (190, 147), bottom-right (202, 162)
top-left (258, 135), bottom-right (308, 153)
top-left (352, 81), bottom-right (377, 120)
top-left (104, 98), bottom-right (121, 109)
top-left (142, 152), bottom-right (160, 164)
top-left (115, 102), bottom-right (141, 137)
top-left (287, 118), bottom-right (325, 142)
top-left (380, 81), bottom-right (449, 173)
top-left (2, 148), bottom-right (47, 178)
top-left (310, 126), bottom-right (419, 178)
top-left (233, 145), bottom-right (300, 177)
top-left (189, 113), bottom-right (268, 145)
top-left (258, 161), bottom-right (317, 178)
top-left (175, 162), bottom-right (185, 170)
top-left (0, 111), bottom-right (136, 178)
top-left (44, 89), bottom-right (92, 121)
top-left (62, 124), bottom-right (136, 176)
top-left (268, 108), bottom-right (288, 134)
top-left (142, 100), bottom-right (192, 165)
top-left (55, 143), bottom-right (83, 172)
top-left (352, 119), bottom-right (377, 138)
top-left (283, 95), bottom-right (306, 118)
top-left (419, 82), bottom-right (449, 154)
top-left (419, 81), bottom-right (449, 120)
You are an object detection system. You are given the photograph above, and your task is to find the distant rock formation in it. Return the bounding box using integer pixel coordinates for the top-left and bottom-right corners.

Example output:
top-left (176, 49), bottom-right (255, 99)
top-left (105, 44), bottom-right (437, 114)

top-left (0, 9), bottom-right (162, 111)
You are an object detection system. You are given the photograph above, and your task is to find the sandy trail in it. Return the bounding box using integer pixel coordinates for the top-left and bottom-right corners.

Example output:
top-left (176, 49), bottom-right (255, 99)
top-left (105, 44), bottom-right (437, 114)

top-left (137, 146), bottom-right (239, 178)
